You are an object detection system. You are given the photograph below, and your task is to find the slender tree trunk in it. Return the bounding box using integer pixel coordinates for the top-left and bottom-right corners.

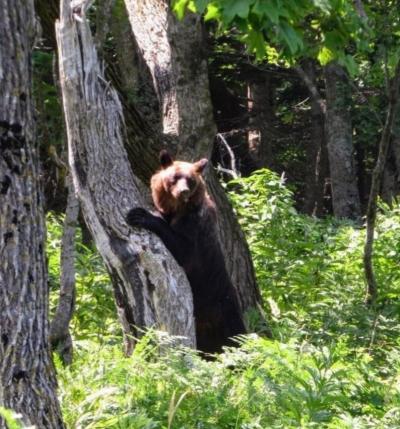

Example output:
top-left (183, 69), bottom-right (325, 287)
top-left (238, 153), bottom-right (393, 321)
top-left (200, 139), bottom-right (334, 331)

top-left (306, 108), bottom-right (329, 216)
top-left (296, 61), bottom-right (329, 216)
top-left (324, 62), bottom-right (361, 220)
top-left (0, 1), bottom-right (65, 427)
top-left (364, 61), bottom-right (400, 305)
top-left (56, 0), bottom-right (195, 354)
top-left (123, 0), bottom-right (263, 320)
top-left (247, 76), bottom-right (275, 168)
top-left (50, 175), bottom-right (79, 365)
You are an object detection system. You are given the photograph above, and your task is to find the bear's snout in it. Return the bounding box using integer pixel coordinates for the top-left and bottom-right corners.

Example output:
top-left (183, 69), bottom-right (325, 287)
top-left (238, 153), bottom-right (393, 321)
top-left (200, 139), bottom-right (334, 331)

top-left (175, 179), bottom-right (191, 199)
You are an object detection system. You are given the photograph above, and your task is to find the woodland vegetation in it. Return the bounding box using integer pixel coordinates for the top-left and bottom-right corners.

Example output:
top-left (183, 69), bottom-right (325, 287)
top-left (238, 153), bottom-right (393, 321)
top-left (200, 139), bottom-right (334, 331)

top-left (1, 0), bottom-right (400, 428)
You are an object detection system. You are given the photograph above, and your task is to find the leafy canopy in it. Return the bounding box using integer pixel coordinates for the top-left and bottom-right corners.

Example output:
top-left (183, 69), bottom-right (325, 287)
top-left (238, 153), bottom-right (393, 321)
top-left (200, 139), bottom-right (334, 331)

top-left (173, 0), bottom-right (370, 74)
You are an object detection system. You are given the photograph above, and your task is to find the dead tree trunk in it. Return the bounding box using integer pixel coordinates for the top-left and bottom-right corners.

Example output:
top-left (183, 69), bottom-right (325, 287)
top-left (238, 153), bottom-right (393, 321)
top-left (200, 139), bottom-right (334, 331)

top-left (50, 175), bottom-right (79, 365)
top-left (0, 0), bottom-right (65, 427)
top-left (56, 0), bottom-right (195, 354)
top-left (324, 62), bottom-right (361, 220)
top-left (123, 0), bottom-right (263, 320)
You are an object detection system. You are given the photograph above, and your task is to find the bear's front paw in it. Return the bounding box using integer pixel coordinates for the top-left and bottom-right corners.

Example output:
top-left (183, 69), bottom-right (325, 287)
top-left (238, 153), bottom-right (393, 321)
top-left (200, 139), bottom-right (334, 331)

top-left (126, 207), bottom-right (152, 228)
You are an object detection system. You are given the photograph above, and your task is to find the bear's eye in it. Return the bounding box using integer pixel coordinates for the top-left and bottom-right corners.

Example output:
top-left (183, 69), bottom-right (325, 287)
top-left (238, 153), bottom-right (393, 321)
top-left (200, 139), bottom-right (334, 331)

top-left (172, 174), bottom-right (182, 183)
top-left (188, 177), bottom-right (196, 188)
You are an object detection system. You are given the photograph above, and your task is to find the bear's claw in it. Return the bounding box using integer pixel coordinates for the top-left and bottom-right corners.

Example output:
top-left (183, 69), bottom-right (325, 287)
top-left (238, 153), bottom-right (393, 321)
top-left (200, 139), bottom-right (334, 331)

top-left (126, 207), bottom-right (151, 227)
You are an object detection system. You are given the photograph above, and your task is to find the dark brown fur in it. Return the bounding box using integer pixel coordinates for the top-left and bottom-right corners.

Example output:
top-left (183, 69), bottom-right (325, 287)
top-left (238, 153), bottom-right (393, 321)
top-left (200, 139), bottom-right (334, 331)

top-left (127, 151), bottom-right (245, 354)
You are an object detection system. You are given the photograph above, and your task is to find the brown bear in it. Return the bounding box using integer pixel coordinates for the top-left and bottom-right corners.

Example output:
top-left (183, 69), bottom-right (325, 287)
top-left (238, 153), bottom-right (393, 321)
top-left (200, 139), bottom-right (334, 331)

top-left (126, 150), bottom-right (246, 354)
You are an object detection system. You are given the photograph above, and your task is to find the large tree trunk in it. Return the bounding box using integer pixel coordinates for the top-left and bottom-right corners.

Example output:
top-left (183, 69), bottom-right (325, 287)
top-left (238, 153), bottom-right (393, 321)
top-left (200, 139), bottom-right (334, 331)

top-left (124, 0), bottom-right (213, 160)
top-left (124, 0), bottom-right (262, 320)
top-left (324, 62), bottom-right (361, 220)
top-left (105, 2), bottom-right (162, 184)
top-left (0, 1), bottom-right (65, 427)
top-left (56, 0), bottom-right (195, 354)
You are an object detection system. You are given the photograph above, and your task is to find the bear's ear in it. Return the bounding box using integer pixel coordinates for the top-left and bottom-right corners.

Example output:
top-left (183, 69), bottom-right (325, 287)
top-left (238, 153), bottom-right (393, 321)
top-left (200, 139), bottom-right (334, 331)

top-left (159, 150), bottom-right (173, 168)
top-left (194, 158), bottom-right (208, 174)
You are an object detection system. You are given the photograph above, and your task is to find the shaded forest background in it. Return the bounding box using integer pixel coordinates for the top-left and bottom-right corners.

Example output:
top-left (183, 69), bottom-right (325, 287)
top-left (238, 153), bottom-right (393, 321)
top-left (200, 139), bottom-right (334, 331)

top-left (35, 0), bottom-right (400, 220)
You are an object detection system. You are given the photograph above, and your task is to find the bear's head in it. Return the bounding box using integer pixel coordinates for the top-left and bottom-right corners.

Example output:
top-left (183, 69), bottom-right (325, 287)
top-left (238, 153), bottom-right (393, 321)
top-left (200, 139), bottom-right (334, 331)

top-left (151, 150), bottom-right (208, 214)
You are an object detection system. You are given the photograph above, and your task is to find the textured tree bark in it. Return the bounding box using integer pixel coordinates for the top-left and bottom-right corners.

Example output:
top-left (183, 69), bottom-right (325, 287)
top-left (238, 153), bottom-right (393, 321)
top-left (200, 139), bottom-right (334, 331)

top-left (324, 62), bottom-right (361, 220)
top-left (364, 61), bottom-right (400, 305)
top-left (247, 76), bottom-right (276, 169)
top-left (124, 0), bottom-right (214, 160)
top-left (123, 0), bottom-right (263, 319)
top-left (381, 106), bottom-right (400, 204)
top-left (0, 1), bottom-right (65, 427)
top-left (382, 135), bottom-right (400, 203)
top-left (106, 2), bottom-right (162, 184)
top-left (56, 0), bottom-right (195, 354)
top-left (50, 175), bottom-right (79, 365)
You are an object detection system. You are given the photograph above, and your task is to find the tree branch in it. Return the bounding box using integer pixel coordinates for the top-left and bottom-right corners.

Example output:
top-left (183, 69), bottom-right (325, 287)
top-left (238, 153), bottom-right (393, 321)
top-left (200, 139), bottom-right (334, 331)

top-left (50, 175), bottom-right (79, 365)
top-left (295, 64), bottom-right (326, 115)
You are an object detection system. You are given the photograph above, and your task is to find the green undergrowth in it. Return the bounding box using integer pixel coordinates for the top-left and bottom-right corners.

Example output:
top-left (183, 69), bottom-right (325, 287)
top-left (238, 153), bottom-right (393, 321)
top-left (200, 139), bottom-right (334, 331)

top-left (55, 333), bottom-right (400, 429)
top-left (47, 215), bottom-right (121, 342)
top-left (47, 169), bottom-right (400, 428)
top-left (228, 171), bottom-right (400, 358)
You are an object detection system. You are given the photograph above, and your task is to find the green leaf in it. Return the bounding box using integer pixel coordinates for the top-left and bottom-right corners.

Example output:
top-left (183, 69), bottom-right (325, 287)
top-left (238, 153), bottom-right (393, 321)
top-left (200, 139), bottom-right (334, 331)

top-left (253, 0), bottom-right (280, 24)
top-left (317, 46), bottom-right (335, 65)
top-left (279, 21), bottom-right (303, 54)
top-left (194, 0), bottom-right (209, 13)
top-left (222, 0), bottom-right (251, 22)
top-left (312, 0), bottom-right (331, 13)
top-left (266, 44), bottom-right (279, 63)
top-left (172, 0), bottom-right (190, 20)
top-left (324, 30), bottom-right (346, 52)
top-left (338, 54), bottom-right (358, 77)
top-left (246, 28), bottom-right (267, 59)
top-left (204, 3), bottom-right (220, 20)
